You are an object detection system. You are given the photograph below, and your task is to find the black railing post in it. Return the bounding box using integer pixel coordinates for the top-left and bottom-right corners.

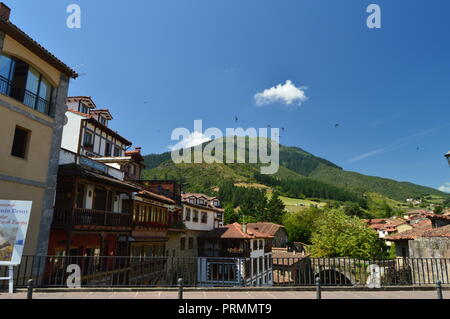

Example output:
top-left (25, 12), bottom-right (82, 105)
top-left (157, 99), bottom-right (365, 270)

top-left (27, 279), bottom-right (34, 300)
top-left (316, 277), bottom-right (322, 300)
top-left (436, 280), bottom-right (443, 300)
top-left (178, 278), bottom-right (184, 300)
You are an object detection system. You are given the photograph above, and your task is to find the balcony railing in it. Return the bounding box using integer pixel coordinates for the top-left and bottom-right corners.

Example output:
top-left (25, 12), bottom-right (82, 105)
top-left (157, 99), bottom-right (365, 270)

top-left (52, 208), bottom-right (133, 229)
top-left (0, 75), bottom-right (52, 116)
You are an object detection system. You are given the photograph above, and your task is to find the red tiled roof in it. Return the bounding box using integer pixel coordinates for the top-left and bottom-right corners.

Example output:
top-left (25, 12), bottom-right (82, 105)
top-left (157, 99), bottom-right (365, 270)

top-left (385, 220), bottom-right (432, 241)
top-left (428, 214), bottom-right (450, 221)
top-left (247, 223), bottom-right (285, 237)
top-left (182, 192), bottom-right (224, 212)
top-left (199, 223), bottom-right (274, 239)
top-left (67, 96), bottom-right (97, 109)
top-left (67, 108), bottom-right (92, 118)
top-left (421, 225), bottom-right (450, 238)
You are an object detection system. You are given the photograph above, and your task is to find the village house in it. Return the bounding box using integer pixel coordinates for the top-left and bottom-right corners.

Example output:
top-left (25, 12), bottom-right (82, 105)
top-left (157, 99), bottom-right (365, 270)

top-left (197, 223), bottom-right (274, 287)
top-left (363, 218), bottom-right (412, 246)
top-left (44, 96), bottom-right (187, 285)
top-left (172, 193), bottom-right (225, 258)
top-left (385, 214), bottom-right (450, 284)
top-left (0, 3), bottom-right (77, 259)
top-left (246, 223), bottom-right (288, 248)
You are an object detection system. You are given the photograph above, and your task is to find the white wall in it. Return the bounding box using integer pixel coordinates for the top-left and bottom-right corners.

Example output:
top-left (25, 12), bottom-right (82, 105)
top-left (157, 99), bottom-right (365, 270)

top-left (61, 111), bottom-right (83, 153)
top-left (184, 205), bottom-right (216, 231)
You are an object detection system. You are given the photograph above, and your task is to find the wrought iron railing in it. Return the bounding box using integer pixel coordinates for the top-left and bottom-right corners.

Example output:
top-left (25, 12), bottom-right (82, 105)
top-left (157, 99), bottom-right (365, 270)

top-left (1, 256), bottom-right (449, 289)
top-left (0, 75), bottom-right (52, 116)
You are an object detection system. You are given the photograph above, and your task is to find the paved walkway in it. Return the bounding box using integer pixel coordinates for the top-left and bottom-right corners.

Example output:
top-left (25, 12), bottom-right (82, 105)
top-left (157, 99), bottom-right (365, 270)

top-left (0, 290), bottom-right (448, 299)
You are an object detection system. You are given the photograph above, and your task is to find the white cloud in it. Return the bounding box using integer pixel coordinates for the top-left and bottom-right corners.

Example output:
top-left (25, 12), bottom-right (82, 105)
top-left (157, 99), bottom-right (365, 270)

top-left (168, 132), bottom-right (211, 151)
top-left (438, 183), bottom-right (450, 193)
top-left (255, 80), bottom-right (308, 107)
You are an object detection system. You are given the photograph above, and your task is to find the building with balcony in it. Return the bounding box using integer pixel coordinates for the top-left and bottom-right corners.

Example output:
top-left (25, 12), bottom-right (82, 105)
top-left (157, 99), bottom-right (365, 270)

top-left (169, 193), bottom-right (224, 258)
top-left (0, 3), bottom-right (77, 258)
top-left (197, 223), bottom-right (274, 287)
top-left (47, 95), bottom-right (148, 259)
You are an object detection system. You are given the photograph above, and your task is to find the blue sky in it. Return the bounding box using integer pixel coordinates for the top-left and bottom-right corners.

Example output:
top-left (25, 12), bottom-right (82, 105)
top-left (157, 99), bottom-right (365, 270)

top-left (8, 0), bottom-right (450, 191)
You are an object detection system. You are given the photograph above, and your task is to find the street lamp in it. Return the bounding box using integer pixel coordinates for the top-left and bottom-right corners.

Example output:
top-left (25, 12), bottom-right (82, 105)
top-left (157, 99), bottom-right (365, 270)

top-left (446, 151), bottom-right (450, 167)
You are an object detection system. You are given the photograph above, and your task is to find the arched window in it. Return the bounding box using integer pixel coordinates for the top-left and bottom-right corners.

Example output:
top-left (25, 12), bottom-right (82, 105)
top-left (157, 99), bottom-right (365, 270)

top-left (0, 54), bottom-right (54, 115)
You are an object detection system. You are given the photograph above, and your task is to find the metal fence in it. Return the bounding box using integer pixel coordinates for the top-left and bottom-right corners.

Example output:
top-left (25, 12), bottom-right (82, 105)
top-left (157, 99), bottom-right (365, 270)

top-left (1, 256), bottom-right (449, 289)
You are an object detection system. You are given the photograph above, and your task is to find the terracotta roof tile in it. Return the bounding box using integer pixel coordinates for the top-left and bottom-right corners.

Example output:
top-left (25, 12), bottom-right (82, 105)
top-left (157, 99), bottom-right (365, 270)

top-left (247, 223), bottom-right (285, 237)
top-left (421, 225), bottom-right (450, 238)
top-left (385, 220), bottom-right (432, 241)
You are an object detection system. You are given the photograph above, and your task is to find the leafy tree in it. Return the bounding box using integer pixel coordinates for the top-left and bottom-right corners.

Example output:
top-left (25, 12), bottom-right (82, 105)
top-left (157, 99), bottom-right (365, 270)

top-left (282, 207), bottom-right (322, 244)
top-left (434, 205), bottom-right (444, 215)
top-left (343, 202), bottom-right (362, 217)
top-left (223, 203), bottom-right (239, 224)
top-left (310, 209), bottom-right (387, 258)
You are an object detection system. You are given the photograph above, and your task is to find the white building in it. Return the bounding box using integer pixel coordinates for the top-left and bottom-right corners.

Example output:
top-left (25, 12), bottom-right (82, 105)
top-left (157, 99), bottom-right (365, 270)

top-left (197, 223), bottom-right (274, 287)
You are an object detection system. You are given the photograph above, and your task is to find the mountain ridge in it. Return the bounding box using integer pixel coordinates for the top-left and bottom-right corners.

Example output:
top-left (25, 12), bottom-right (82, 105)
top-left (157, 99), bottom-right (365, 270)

top-left (142, 139), bottom-right (446, 202)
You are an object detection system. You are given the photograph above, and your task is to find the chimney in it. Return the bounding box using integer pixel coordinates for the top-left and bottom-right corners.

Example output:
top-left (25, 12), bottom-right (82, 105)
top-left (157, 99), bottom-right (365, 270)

top-left (0, 3), bottom-right (10, 21)
top-left (242, 224), bottom-right (247, 234)
top-left (134, 147), bottom-right (142, 153)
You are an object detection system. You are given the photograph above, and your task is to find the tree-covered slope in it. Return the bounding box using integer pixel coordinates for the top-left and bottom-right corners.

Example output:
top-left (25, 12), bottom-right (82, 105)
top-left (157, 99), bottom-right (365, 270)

top-left (142, 138), bottom-right (447, 201)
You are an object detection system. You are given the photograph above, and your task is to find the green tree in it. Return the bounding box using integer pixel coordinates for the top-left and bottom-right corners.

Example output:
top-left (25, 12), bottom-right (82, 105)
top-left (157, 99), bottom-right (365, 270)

top-left (265, 191), bottom-right (286, 224)
top-left (310, 209), bottom-right (387, 258)
top-left (282, 207), bottom-right (322, 244)
top-left (223, 203), bottom-right (239, 224)
top-left (434, 205), bottom-right (444, 215)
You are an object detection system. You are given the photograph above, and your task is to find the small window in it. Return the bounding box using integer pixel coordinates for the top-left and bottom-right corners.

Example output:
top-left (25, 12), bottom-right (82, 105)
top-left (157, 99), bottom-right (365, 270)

top-left (193, 210), bottom-right (199, 222)
top-left (105, 142), bottom-right (111, 157)
top-left (83, 132), bottom-right (93, 147)
top-left (114, 146), bottom-right (121, 157)
top-left (253, 240), bottom-right (257, 251)
top-left (185, 208), bottom-right (191, 221)
top-left (188, 238), bottom-right (194, 250)
top-left (180, 238), bottom-right (186, 250)
top-left (201, 212), bottom-right (208, 223)
top-left (11, 126), bottom-right (30, 159)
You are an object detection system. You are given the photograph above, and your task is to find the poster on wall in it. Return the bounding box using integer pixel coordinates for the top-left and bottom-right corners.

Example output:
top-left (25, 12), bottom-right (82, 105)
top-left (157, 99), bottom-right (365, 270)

top-left (0, 200), bottom-right (32, 266)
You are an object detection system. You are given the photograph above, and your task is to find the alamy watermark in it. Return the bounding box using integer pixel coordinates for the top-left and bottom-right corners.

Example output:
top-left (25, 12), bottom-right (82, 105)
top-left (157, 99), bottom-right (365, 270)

top-left (170, 120), bottom-right (280, 175)
top-left (66, 4), bottom-right (81, 29)
top-left (367, 4), bottom-right (381, 29)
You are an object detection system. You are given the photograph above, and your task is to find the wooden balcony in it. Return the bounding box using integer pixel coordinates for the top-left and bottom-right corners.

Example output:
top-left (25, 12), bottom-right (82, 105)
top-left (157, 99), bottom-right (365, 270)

top-left (52, 208), bottom-right (133, 230)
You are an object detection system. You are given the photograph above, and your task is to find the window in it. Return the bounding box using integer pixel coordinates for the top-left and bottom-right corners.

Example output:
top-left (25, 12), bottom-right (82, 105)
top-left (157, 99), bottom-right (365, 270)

top-left (99, 116), bottom-right (106, 126)
top-left (185, 208), bottom-right (191, 221)
top-left (180, 238), bottom-right (186, 250)
top-left (259, 240), bottom-right (263, 250)
top-left (79, 103), bottom-right (88, 114)
top-left (193, 210), bottom-right (199, 222)
top-left (105, 142), bottom-right (111, 157)
top-left (189, 198), bottom-right (195, 204)
top-left (213, 200), bottom-right (220, 207)
top-left (0, 54), bottom-right (54, 115)
top-left (188, 238), bottom-right (194, 250)
top-left (201, 212), bottom-right (208, 223)
top-left (253, 258), bottom-right (257, 276)
top-left (198, 199), bottom-right (205, 205)
top-left (114, 146), bottom-right (121, 157)
top-left (253, 240), bottom-right (257, 251)
top-left (83, 132), bottom-right (93, 147)
top-left (11, 126), bottom-right (30, 159)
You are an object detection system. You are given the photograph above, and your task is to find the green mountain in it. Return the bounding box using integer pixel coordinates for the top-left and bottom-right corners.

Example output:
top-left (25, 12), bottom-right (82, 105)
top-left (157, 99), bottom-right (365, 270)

top-left (142, 138), bottom-right (447, 202)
